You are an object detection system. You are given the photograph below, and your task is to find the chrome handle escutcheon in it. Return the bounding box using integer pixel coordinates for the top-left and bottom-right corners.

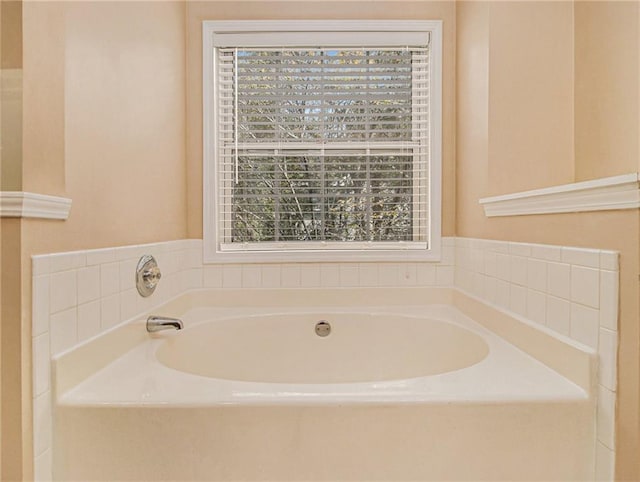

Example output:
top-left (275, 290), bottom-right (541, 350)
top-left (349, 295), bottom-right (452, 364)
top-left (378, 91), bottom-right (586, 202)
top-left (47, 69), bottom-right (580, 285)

top-left (136, 255), bottom-right (161, 297)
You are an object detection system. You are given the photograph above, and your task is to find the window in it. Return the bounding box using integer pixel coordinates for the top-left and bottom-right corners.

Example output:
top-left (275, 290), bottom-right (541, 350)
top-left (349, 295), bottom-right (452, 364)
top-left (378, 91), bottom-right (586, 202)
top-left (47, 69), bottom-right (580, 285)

top-left (203, 21), bottom-right (442, 262)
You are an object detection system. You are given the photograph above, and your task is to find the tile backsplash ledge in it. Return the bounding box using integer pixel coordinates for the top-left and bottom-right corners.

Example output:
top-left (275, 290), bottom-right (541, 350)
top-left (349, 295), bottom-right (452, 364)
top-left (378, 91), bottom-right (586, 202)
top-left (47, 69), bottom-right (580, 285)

top-left (31, 236), bottom-right (619, 482)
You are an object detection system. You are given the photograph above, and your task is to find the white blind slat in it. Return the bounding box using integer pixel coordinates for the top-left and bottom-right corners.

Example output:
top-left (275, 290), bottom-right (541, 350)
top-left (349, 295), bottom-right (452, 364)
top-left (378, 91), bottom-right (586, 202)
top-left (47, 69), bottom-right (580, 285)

top-left (216, 45), bottom-right (430, 246)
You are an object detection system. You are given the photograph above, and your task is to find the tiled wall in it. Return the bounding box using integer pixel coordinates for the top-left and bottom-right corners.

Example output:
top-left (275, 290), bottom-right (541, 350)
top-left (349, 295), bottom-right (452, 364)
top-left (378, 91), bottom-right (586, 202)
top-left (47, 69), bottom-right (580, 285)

top-left (31, 236), bottom-right (617, 481)
top-left (454, 237), bottom-right (619, 481)
top-left (31, 237), bottom-right (455, 480)
top-left (31, 239), bottom-right (202, 479)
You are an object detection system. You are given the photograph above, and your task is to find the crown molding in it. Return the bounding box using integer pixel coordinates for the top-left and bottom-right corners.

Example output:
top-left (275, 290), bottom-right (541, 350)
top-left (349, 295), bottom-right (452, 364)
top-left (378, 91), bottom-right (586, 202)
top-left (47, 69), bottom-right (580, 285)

top-left (0, 191), bottom-right (71, 220)
top-left (479, 173), bottom-right (640, 217)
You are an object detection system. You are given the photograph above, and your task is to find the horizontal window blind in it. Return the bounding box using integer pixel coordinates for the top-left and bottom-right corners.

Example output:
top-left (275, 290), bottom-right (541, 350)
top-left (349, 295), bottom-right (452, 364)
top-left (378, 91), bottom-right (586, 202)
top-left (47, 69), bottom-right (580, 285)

top-left (216, 45), bottom-right (430, 249)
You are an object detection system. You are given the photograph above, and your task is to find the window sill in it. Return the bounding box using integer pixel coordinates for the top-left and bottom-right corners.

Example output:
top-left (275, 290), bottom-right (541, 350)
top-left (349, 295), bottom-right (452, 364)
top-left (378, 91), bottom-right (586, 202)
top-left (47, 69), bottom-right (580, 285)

top-left (204, 246), bottom-right (444, 264)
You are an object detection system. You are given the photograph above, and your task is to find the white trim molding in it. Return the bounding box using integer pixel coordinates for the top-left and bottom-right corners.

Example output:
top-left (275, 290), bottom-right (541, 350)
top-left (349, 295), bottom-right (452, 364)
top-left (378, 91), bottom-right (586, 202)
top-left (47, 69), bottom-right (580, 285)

top-left (0, 192), bottom-right (71, 220)
top-left (479, 173), bottom-right (640, 217)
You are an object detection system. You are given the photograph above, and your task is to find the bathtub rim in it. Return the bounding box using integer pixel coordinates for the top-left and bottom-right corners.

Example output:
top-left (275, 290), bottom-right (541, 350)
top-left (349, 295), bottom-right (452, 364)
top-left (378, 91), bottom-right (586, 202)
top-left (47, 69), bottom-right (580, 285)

top-left (53, 287), bottom-right (596, 400)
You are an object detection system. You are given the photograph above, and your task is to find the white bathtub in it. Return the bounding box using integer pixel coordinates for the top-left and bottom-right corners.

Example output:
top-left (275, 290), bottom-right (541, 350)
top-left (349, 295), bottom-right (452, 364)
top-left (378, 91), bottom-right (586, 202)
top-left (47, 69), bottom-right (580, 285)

top-left (157, 312), bottom-right (490, 384)
top-left (54, 288), bottom-right (595, 481)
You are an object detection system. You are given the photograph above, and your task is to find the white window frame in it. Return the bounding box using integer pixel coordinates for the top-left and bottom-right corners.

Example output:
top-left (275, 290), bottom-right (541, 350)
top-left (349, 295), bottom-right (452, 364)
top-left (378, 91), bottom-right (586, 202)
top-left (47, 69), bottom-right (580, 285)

top-left (203, 20), bottom-right (442, 263)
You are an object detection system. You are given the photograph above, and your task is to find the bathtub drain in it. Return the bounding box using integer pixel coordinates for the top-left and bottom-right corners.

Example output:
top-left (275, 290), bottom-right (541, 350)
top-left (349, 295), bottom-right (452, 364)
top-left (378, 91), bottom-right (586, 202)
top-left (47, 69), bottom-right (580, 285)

top-left (315, 320), bottom-right (331, 337)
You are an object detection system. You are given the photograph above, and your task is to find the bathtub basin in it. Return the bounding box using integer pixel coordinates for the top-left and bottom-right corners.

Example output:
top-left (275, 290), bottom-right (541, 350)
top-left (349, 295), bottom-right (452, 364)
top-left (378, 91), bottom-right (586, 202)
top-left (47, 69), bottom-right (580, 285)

top-left (156, 312), bottom-right (490, 383)
top-left (54, 288), bottom-right (595, 481)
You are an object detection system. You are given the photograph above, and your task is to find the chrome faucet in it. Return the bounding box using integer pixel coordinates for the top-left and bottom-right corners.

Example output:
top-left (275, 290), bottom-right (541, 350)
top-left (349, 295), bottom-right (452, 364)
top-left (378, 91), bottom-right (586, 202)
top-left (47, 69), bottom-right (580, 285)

top-left (146, 316), bottom-right (183, 333)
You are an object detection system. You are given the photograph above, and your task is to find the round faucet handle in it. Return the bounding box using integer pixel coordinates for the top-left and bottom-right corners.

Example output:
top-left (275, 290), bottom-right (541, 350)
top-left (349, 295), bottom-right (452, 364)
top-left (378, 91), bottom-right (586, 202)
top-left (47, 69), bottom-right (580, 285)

top-left (142, 266), bottom-right (162, 288)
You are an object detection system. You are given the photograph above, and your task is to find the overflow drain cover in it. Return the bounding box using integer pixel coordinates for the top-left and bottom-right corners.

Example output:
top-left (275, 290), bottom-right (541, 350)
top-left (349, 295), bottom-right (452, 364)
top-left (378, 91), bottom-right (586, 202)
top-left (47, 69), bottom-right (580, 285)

top-left (315, 320), bottom-right (331, 337)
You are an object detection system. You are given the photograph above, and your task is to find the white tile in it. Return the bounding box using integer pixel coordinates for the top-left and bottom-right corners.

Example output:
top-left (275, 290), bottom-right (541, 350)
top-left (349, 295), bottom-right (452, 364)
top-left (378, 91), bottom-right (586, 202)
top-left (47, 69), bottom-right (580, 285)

top-left (456, 247), bottom-right (471, 270)
top-left (436, 266), bottom-right (454, 286)
top-left (471, 248), bottom-right (484, 273)
top-left (186, 239), bottom-right (203, 250)
top-left (509, 284), bottom-right (527, 316)
top-left (530, 243), bottom-right (562, 261)
top-left (187, 268), bottom-right (203, 289)
top-left (595, 442), bottom-right (614, 482)
top-left (242, 265), bottom-right (262, 288)
top-left (119, 290), bottom-right (138, 323)
top-left (100, 294), bottom-right (120, 330)
top-left (262, 265), bottom-right (282, 288)
top-left (339, 264), bottom-right (360, 287)
top-left (599, 270), bottom-right (619, 331)
top-left (546, 295), bottom-right (571, 336)
top-left (599, 328), bottom-right (618, 392)
top-left (597, 386), bottom-right (615, 450)
top-left (222, 265), bottom-right (242, 288)
top-left (33, 391), bottom-right (52, 457)
top-left (50, 308), bottom-right (77, 356)
top-left (495, 253), bottom-right (510, 281)
top-left (48, 251), bottom-right (85, 273)
top-left (320, 264), bottom-right (340, 287)
top-left (484, 277), bottom-right (497, 304)
top-left (562, 246), bottom-right (600, 268)
top-left (570, 265), bottom-right (600, 309)
top-left (281, 265), bottom-right (301, 287)
top-left (526, 289), bottom-right (546, 325)
top-left (300, 264), bottom-right (321, 288)
top-left (175, 249), bottom-right (189, 271)
top-left (49, 270), bottom-right (77, 314)
top-left (495, 280), bottom-right (510, 310)
top-left (77, 265), bottom-right (100, 305)
top-left (416, 264), bottom-right (435, 286)
top-left (508, 242), bottom-right (531, 257)
top-left (546, 262), bottom-right (571, 300)
top-left (32, 276), bottom-right (50, 337)
top-left (441, 246), bottom-right (455, 265)
top-left (85, 248), bottom-right (117, 266)
top-left (33, 334), bottom-right (50, 397)
top-left (77, 301), bottom-right (101, 342)
top-left (114, 244), bottom-right (150, 262)
top-left (359, 263), bottom-right (379, 287)
top-left (188, 248), bottom-right (203, 269)
top-left (509, 256), bottom-right (527, 286)
top-left (34, 448), bottom-right (52, 482)
top-left (570, 303), bottom-right (599, 349)
top-left (455, 268), bottom-right (472, 293)
top-left (118, 259), bottom-right (137, 292)
top-left (378, 264), bottom-right (400, 286)
top-left (600, 251), bottom-right (619, 271)
top-left (526, 258), bottom-right (547, 292)
top-left (100, 262), bottom-right (120, 297)
top-left (471, 273), bottom-right (487, 298)
top-left (203, 266), bottom-right (223, 288)
top-left (32, 256), bottom-right (51, 276)
top-left (483, 251), bottom-right (497, 278)
top-left (398, 264), bottom-right (417, 286)
top-left (442, 237), bottom-right (455, 247)
top-left (490, 241), bottom-right (509, 254)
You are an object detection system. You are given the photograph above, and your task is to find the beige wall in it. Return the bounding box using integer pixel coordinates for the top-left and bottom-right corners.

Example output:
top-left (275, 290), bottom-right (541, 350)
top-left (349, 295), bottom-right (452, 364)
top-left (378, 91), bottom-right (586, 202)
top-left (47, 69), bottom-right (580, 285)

top-left (186, 1), bottom-right (458, 239)
top-left (1, 2), bottom-right (188, 479)
top-left (1, 0), bottom-right (23, 191)
top-left (575, 1), bottom-right (639, 181)
top-left (456, 2), bottom-right (640, 479)
top-left (488, 2), bottom-right (575, 195)
top-left (23, 1), bottom-right (187, 252)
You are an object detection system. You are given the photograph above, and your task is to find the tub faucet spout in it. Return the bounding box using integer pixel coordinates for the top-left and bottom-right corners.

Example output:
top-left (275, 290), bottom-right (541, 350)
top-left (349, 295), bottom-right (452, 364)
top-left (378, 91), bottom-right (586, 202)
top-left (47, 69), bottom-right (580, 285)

top-left (146, 316), bottom-right (183, 333)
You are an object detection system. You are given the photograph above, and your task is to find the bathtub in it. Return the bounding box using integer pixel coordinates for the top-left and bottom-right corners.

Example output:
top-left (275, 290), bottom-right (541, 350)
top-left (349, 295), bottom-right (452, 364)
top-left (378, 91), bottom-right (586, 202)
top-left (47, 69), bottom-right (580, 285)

top-left (54, 288), bottom-right (595, 481)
